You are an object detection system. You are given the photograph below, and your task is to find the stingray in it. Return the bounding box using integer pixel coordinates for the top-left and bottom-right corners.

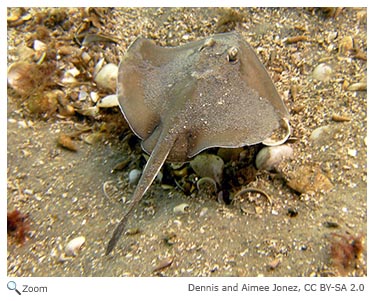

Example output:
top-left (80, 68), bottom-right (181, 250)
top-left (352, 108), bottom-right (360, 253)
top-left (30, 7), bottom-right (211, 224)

top-left (106, 31), bottom-right (290, 255)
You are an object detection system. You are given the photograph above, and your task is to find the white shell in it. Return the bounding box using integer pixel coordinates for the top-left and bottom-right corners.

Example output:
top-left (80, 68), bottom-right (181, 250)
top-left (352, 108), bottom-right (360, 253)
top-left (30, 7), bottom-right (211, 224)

top-left (65, 236), bottom-right (85, 257)
top-left (97, 94), bottom-right (119, 108)
top-left (90, 91), bottom-right (100, 103)
top-left (255, 145), bottom-right (293, 171)
top-left (173, 203), bottom-right (189, 214)
top-left (33, 40), bottom-right (47, 52)
top-left (94, 63), bottom-right (118, 91)
top-left (93, 58), bottom-right (105, 77)
top-left (312, 63), bottom-right (332, 81)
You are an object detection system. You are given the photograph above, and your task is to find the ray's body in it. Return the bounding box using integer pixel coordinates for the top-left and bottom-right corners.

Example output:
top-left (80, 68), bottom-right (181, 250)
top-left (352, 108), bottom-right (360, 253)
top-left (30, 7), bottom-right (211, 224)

top-left (106, 32), bottom-right (289, 255)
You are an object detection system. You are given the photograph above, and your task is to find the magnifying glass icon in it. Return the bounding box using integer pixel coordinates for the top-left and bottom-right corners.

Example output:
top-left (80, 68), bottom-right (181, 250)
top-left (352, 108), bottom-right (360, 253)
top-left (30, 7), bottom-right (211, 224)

top-left (7, 281), bottom-right (21, 295)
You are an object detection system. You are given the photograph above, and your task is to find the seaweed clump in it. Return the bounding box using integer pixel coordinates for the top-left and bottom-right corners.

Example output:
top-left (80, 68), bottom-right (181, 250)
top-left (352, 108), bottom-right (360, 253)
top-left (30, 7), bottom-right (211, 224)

top-left (330, 233), bottom-right (364, 275)
top-left (7, 209), bottom-right (30, 243)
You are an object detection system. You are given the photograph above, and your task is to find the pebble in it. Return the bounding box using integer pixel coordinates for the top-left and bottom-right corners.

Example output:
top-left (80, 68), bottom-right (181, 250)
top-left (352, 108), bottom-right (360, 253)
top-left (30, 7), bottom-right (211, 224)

top-left (255, 145), bottom-right (293, 171)
top-left (65, 236), bottom-right (85, 257)
top-left (286, 165), bottom-right (333, 193)
top-left (129, 169), bottom-right (142, 186)
top-left (312, 63), bottom-right (332, 81)
top-left (94, 63), bottom-right (118, 92)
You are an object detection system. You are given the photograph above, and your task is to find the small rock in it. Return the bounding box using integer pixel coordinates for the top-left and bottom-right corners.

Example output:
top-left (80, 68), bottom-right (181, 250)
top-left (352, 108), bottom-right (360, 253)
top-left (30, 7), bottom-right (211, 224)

top-left (65, 236), bottom-right (85, 257)
top-left (255, 145), bottom-right (293, 171)
top-left (312, 63), bottom-right (332, 81)
top-left (287, 165), bottom-right (333, 194)
top-left (94, 63), bottom-right (118, 92)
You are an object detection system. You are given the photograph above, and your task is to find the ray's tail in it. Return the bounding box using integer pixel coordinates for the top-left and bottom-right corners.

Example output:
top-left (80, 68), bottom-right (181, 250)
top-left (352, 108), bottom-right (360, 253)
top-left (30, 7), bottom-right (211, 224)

top-left (106, 129), bottom-right (176, 255)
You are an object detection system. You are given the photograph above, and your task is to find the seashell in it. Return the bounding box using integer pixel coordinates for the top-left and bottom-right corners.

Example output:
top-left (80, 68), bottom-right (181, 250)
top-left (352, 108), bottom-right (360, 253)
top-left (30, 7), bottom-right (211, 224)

top-left (93, 58), bottom-right (105, 77)
top-left (61, 73), bottom-right (77, 84)
top-left (33, 40), bottom-right (47, 52)
top-left (309, 125), bottom-right (339, 145)
top-left (312, 63), bottom-right (332, 81)
top-left (332, 114), bottom-right (351, 122)
top-left (129, 169), bottom-right (142, 186)
top-left (262, 118), bottom-right (291, 146)
top-left (90, 91), bottom-right (100, 103)
top-left (65, 236), bottom-right (85, 257)
top-left (196, 177), bottom-right (217, 194)
top-left (7, 62), bottom-right (36, 95)
top-left (255, 144), bottom-right (294, 171)
top-left (94, 63), bottom-right (118, 92)
top-left (81, 52), bottom-right (91, 64)
top-left (347, 82), bottom-right (367, 91)
top-left (75, 106), bottom-right (99, 117)
top-left (173, 203), bottom-right (189, 214)
top-left (97, 94), bottom-right (119, 108)
top-left (190, 154), bottom-right (224, 184)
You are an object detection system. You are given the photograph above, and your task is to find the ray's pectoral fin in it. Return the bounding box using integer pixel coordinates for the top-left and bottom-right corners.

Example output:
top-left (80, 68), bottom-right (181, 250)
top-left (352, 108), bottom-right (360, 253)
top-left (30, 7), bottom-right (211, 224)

top-left (106, 127), bottom-right (177, 255)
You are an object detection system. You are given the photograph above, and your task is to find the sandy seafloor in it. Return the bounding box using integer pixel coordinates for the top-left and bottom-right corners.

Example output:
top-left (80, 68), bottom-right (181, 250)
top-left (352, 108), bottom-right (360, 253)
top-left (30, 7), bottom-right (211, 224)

top-left (7, 7), bottom-right (367, 277)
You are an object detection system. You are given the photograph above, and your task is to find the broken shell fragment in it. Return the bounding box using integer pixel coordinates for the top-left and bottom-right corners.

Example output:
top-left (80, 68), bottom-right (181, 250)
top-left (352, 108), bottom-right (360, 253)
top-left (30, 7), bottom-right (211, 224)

top-left (347, 82), bottom-right (367, 91)
top-left (97, 94), bottom-right (119, 108)
top-left (75, 106), bottom-right (99, 117)
top-left (65, 236), bottom-right (85, 256)
top-left (94, 63), bottom-right (118, 92)
top-left (255, 144), bottom-right (293, 171)
top-left (262, 118), bottom-right (291, 146)
top-left (197, 176), bottom-right (217, 194)
top-left (173, 203), bottom-right (189, 214)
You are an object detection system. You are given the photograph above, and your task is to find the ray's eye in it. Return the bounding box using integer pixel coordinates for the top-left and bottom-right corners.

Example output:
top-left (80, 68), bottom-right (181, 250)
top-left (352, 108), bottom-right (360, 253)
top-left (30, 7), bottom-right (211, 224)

top-left (227, 46), bottom-right (239, 63)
